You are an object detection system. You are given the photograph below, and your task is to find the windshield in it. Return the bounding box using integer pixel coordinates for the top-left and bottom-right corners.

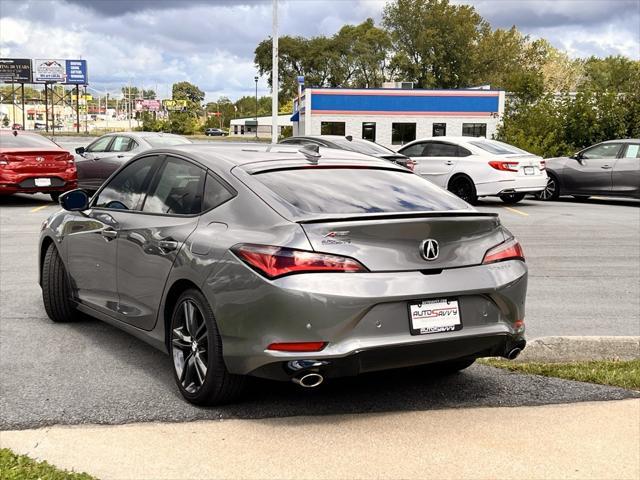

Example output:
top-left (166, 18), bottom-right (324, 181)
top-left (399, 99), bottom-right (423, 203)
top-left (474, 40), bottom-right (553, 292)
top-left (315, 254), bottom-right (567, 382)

top-left (0, 133), bottom-right (59, 149)
top-left (142, 135), bottom-right (191, 148)
top-left (255, 168), bottom-right (468, 217)
top-left (330, 138), bottom-right (396, 156)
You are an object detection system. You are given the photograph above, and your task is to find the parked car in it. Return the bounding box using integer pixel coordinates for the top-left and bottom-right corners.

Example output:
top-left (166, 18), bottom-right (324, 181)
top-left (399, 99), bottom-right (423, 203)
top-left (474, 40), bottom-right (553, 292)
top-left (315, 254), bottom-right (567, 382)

top-left (0, 130), bottom-right (77, 202)
top-left (11, 123), bottom-right (23, 130)
top-left (205, 128), bottom-right (227, 137)
top-left (75, 132), bottom-right (191, 192)
top-left (397, 137), bottom-right (547, 204)
top-left (279, 135), bottom-right (415, 170)
top-left (40, 144), bottom-right (527, 405)
top-left (536, 139), bottom-right (640, 201)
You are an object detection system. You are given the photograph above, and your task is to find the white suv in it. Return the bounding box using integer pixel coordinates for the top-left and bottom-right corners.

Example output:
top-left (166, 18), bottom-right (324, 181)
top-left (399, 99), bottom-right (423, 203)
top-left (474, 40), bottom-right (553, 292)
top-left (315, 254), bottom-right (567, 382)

top-left (397, 137), bottom-right (547, 204)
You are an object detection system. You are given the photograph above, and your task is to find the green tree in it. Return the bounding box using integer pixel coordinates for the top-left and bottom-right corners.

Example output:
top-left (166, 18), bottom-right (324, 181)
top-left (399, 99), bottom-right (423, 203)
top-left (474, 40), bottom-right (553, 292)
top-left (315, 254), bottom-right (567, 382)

top-left (383, 0), bottom-right (487, 88)
top-left (581, 56), bottom-right (640, 92)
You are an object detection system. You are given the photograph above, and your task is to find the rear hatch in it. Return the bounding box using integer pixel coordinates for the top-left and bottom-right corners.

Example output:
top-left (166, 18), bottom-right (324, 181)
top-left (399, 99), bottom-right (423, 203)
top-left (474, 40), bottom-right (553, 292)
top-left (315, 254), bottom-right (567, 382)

top-left (301, 214), bottom-right (503, 271)
top-left (246, 164), bottom-right (505, 271)
top-left (1, 148), bottom-right (72, 174)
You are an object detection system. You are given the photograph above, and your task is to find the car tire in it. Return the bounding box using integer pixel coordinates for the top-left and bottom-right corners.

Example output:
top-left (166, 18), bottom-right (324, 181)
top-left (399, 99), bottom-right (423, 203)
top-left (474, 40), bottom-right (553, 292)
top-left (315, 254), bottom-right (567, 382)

top-left (170, 289), bottom-right (245, 405)
top-left (499, 192), bottom-right (526, 204)
top-left (535, 173), bottom-right (560, 201)
top-left (42, 243), bottom-right (81, 322)
top-left (448, 176), bottom-right (478, 205)
top-left (50, 192), bottom-right (61, 203)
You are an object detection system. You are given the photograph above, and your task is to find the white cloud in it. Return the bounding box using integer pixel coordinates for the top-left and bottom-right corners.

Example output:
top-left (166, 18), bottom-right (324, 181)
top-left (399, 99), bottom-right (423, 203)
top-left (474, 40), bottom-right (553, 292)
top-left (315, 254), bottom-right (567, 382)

top-left (1, 0), bottom-right (638, 102)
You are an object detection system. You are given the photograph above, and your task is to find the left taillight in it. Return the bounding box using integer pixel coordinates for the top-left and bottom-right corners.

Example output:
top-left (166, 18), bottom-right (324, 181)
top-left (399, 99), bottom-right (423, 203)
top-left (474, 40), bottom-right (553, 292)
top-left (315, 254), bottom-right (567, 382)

top-left (231, 244), bottom-right (368, 279)
top-left (488, 160), bottom-right (519, 172)
top-left (539, 160), bottom-right (546, 170)
top-left (482, 238), bottom-right (525, 265)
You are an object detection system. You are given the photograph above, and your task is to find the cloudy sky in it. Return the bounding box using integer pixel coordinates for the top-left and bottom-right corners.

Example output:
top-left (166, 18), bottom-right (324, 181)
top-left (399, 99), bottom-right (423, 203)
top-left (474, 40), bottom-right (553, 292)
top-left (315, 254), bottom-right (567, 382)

top-left (0, 0), bottom-right (638, 101)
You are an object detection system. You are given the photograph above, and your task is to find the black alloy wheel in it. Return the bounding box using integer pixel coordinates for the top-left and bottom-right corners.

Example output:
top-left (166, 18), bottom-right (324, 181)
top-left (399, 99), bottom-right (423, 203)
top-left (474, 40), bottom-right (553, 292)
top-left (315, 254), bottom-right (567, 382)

top-left (448, 176), bottom-right (478, 205)
top-left (170, 289), bottom-right (245, 405)
top-left (535, 174), bottom-right (560, 201)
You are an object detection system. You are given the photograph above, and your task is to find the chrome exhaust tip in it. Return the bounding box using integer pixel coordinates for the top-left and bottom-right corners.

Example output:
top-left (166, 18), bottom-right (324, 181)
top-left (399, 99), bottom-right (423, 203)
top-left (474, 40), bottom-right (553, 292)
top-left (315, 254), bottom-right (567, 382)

top-left (506, 347), bottom-right (522, 360)
top-left (292, 372), bottom-right (324, 388)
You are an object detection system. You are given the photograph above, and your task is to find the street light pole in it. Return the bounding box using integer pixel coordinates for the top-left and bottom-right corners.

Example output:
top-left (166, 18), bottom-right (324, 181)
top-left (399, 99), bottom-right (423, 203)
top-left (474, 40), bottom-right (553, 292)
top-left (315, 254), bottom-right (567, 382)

top-left (271, 0), bottom-right (279, 144)
top-left (254, 75), bottom-right (258, 140)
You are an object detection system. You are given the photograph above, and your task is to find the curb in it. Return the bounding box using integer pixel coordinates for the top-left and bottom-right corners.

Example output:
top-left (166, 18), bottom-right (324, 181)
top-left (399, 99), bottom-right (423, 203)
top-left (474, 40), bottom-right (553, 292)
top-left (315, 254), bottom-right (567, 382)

top-left (515, 336), bottom-right (640, 363)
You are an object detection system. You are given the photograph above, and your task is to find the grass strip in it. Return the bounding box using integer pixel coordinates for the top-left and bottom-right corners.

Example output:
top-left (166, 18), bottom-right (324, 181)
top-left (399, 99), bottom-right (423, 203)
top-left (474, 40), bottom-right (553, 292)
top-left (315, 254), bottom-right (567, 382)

top-left (480, 359), bottom-right (640, 390)
top-left (0, 448), bottom-right (97, 480)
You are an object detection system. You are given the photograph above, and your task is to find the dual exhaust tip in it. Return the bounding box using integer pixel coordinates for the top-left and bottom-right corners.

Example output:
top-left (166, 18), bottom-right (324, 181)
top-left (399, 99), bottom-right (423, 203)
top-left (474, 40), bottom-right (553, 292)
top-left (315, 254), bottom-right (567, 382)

top-left (292, 372), bottom-right (324, 388)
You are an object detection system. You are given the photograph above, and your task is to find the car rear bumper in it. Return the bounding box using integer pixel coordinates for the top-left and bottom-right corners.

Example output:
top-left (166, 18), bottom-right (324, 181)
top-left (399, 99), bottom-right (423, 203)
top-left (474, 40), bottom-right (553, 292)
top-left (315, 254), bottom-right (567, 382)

top-left (0, 176), bottom-right (77, 194)
top-left (205, 256), bottom-right (528, 380)
top-left (476, 176), bottom-right (548, 196)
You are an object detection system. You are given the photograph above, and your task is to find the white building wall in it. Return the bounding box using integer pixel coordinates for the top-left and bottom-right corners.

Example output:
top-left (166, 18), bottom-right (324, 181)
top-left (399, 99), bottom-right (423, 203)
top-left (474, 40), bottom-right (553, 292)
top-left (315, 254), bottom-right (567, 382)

top-left (305, 114), bottom-right (501, 149)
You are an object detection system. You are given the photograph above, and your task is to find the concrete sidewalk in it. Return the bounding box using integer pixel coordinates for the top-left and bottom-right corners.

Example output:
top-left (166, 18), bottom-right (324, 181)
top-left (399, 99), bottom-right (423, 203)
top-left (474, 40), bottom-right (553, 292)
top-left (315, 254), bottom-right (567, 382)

top-left (2, 399), bottom-right (639, 480)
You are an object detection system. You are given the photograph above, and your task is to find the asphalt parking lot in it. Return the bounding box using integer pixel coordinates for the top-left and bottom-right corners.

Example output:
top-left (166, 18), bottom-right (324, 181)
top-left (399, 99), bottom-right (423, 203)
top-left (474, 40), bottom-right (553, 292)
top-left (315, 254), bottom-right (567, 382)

top-left (1, 191), bottom-right (638, 430)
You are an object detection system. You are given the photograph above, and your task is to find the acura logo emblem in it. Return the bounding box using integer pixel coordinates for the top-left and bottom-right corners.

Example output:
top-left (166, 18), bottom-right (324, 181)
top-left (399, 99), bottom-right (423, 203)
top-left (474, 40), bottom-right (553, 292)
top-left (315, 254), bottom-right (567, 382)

top-left (35, 156), bottom-right (45, 162)
top-left (421, 239), bottom-right (439, 261)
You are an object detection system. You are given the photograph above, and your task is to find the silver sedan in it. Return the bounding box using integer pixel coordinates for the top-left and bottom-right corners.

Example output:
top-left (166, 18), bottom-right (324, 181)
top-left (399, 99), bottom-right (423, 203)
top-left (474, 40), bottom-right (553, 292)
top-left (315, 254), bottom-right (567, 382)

top-left (40, 144), bottom-right (528, 405)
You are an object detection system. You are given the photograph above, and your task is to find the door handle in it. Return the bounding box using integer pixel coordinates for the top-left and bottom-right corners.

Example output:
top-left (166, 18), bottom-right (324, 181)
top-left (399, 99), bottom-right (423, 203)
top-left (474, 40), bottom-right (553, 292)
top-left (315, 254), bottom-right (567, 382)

top-left (158, 239), bottom-right (179, 251)
top-left (445, 161), bottom-right (454, 166)
top-left (601, 165), bottom-right (612, 169)
top-left (117, 154), bottom-right (125, 158)
top-left (101, 227), bottom-right (118, 240)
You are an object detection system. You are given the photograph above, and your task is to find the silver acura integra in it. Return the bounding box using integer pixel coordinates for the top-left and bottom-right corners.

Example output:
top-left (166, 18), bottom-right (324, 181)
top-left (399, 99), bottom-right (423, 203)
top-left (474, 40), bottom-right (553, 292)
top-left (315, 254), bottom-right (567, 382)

top-left (39, 144), bottom-right (527, 405)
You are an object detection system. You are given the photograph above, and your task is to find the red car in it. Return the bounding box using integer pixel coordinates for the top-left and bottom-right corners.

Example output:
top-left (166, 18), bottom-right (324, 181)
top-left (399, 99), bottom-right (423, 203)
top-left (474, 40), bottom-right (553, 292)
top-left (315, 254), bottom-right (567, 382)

top-left (0, 131), bottom-right (77, 202)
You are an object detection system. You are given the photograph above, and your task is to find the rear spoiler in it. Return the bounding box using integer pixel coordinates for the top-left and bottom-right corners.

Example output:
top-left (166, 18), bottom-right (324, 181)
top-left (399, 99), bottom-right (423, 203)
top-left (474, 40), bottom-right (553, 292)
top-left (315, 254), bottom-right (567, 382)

top-left (296, 210), bottom-right (499, 224)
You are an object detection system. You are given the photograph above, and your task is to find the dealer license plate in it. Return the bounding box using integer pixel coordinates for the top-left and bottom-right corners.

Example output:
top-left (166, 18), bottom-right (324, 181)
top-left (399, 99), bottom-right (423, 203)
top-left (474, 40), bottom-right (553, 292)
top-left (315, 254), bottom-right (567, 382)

top-left (524, 166), bottom-right (535, 175)
top-left (35, 178), bottom-right (51, 187)
top-left (409, 298), bottom-right (462, 335)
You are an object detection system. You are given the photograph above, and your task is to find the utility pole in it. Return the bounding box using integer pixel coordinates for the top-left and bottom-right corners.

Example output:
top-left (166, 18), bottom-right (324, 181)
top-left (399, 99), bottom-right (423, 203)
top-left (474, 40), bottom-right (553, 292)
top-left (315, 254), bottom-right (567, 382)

top-left (271, 0), bottom-right (279, 143)
top-left (254, 76), bottom-right (258, 140)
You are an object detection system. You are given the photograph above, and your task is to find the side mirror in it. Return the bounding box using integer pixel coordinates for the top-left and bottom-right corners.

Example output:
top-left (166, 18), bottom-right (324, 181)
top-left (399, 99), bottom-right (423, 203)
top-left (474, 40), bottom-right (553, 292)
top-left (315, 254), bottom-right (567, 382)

top-left (60, 189), bottom-right (89, 211)
top-left (571, 152), bottom-right (583, 160)
top-left (75, 146), bottom-right (86, 155)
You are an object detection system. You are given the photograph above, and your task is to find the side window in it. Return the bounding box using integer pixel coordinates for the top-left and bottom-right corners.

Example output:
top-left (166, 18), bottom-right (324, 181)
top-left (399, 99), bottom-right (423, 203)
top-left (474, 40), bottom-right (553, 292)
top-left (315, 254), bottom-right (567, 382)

top-left (142, 156), bottom-right (206, 215)
top-left (110, 136), bottom-right (133, 152)
top-left (86, 136), bottom-right (112, 153)
top-left (623, 144), bottom-right (639, 158)
top-left (93, 156), bottom-right (160, 210)
top-left (399, 142), bottom-right (426, 157)
top-left (203, 174), bottom-right (235, 211)
top-left (582, 143), bottom-right (622, 159)
top-left (423, 142), bottom-right (458, 157)
top-left (458, 146), bottom-right (472, 157)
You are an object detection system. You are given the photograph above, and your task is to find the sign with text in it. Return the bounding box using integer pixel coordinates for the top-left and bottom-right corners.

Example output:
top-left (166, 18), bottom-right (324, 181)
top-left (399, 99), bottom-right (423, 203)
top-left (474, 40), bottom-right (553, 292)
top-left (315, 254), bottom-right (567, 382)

top-left (65, 60), bottom-right (88, 84)
top-left (135, 99), bottom-right (161, 111)
top-left (0, 58), bottom-right (32, 83)
top-left (162, 99), bottom-right (188, 111)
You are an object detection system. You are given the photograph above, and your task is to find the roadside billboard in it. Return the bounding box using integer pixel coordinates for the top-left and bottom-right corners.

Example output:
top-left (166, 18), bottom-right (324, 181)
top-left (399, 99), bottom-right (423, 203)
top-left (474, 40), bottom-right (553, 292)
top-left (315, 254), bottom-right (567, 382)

top-left (33, 59), bottom-right (88, 84)
top-left (33, 59), bottom-right (66, 82)
top-left (162, 99), bottom-right (188, 111)
top-left (65, 60), bottom-right (88, 84)
top-left (135, 99), bottom-right (161, 111)
top-left (0, 58), bottom-right (32, 83)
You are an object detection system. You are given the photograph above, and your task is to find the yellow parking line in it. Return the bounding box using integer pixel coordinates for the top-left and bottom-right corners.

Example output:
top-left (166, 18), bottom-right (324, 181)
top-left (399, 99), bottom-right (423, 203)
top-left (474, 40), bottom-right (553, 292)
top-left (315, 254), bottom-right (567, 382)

top-left (30, 205), bottom-right (49, 213)
top-left (502, 206), bottom-right (529, 217)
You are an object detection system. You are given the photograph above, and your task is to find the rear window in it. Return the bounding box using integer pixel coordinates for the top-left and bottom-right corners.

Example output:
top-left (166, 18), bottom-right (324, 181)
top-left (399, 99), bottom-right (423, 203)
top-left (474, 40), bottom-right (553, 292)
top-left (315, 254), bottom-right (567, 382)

top-left (0, 133), bottom-right (59, 148)
top-left (142, 135), bottom-right (191, 148)
top-left (330, 138), bottom-right (395, 156)
top-left (254, 168), bottom-right (469, 216)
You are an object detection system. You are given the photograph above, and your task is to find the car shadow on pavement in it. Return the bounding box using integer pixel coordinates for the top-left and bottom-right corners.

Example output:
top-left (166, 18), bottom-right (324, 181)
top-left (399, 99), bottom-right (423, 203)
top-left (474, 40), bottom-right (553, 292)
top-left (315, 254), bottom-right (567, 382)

top-left (0, 193), bottom-right (55, 207)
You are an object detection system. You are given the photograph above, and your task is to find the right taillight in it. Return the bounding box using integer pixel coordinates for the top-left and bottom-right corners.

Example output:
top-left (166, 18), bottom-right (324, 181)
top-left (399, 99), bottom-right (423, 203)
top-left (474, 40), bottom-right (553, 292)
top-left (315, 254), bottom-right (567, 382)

top-left (482, 238), bottom-right (525, 264)
top-left (232, 244), bottom-right (368, 279)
